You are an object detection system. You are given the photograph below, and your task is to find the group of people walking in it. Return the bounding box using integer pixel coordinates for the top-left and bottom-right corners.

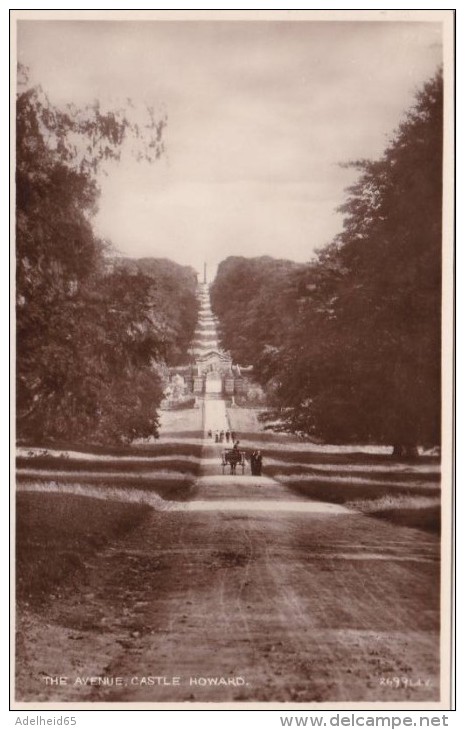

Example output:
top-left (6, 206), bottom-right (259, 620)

top-left (207, 429), bottom-right (236, 444)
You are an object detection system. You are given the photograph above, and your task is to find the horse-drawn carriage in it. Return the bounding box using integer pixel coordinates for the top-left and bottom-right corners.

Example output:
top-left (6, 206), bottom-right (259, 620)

top-left (221, 448), bottom-right (246, 475)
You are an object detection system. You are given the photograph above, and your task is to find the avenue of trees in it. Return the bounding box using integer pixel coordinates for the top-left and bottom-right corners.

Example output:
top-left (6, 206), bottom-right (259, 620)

top-left (16, 71), bottom-right (197, 444)
top-left (211, 71), bottom-right (443, 454)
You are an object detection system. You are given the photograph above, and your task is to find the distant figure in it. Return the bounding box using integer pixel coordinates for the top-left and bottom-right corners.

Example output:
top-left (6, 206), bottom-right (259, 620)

top-left (231, 431), bottom-right (236, 442)
top-left (225, 431), bottom-right (231, 443)
top-left (207, 429), bottom-right (212, 438)
top-left (251, 450), bottom-right (262, 476)
top-left (220, 430), bottom-right (224, 443)
top-left (251, 450), bottom-right (257, 475)
top-left (215, 432), bottom-right (219, 444)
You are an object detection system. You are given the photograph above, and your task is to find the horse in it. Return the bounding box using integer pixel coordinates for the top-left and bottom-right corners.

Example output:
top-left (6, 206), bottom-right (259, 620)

top-left (221, 448), bottom-right (246, 475)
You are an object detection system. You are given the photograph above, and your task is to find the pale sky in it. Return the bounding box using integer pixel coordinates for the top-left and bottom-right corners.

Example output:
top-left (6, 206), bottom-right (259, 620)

top-left (17, 19), bottom-right (442, 280)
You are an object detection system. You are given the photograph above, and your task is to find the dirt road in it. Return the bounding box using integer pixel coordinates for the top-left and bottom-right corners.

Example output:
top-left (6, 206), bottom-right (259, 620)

top-left (16, 440), bottom-right (440, 704)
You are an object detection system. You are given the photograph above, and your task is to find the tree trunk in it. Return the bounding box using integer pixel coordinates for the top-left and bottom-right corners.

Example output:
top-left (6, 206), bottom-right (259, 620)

top-left (392, 443), bottom-right (419, 458)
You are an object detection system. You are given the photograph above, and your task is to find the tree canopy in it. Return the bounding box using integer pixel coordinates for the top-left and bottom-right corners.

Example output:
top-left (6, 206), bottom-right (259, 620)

top-left (16, 74), bottom-right (187, 445)
top-left (119, 257), bottom-right (199, 366)
top-left (212, 71), bottom-right (443, 453)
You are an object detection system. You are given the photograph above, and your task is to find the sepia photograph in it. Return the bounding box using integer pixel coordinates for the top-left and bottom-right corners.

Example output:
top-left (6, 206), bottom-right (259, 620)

top-left (11, 9), bottom-right (454, 709)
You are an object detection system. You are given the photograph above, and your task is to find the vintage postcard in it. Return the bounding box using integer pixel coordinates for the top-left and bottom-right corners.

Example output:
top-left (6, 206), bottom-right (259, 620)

top-left (11, 9), bottom-right (454, 710)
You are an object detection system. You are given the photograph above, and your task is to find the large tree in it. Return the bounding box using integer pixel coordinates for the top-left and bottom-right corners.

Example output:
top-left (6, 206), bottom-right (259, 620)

top-left (210, 256), bottom-right (303, 370)
top-left (220, 71), bottom-right (443, 454)
top-left (16, 72), bottom-right (169, 444)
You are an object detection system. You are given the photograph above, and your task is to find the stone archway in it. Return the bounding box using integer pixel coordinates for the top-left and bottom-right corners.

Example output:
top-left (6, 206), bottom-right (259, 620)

top-left (205, 370), bottom-right (222, 394)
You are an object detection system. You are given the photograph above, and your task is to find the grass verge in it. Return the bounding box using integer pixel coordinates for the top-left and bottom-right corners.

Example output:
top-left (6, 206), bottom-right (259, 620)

top-left (282, 479), bottom-right (441, 534)
top-left (369, 504), bottom-right (440, 533)
top-left (16, 492), bottom-right (152, 608)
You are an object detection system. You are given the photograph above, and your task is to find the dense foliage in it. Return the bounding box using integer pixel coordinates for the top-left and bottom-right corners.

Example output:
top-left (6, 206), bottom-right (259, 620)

top-left (212, 71), bottom-right (443, 453)
top-left (120, 258), bottom-right (199, 366)
top-left (210, 256), bottom-right (304, 369)
top-left (16, 75), bottom-right (188, 444)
